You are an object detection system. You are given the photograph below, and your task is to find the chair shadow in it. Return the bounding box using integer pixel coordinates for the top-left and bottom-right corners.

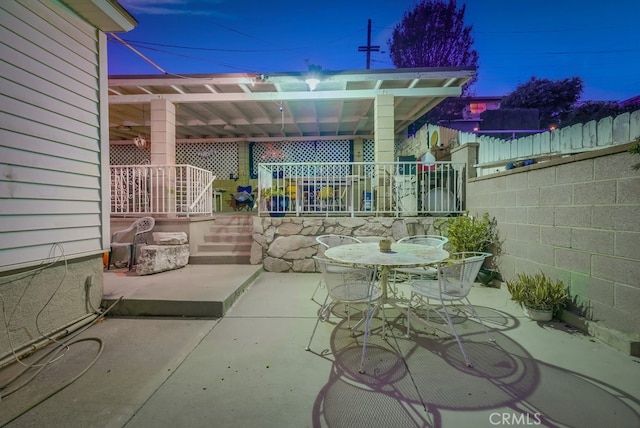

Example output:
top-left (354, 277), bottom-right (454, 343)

top-left (309, 306), bottom-right (640, 427)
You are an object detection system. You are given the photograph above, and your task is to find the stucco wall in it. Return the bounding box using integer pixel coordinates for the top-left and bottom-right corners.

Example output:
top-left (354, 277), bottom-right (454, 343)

top-left (0, 256), bottom-right (103, 364)
top-left (464, 143), bottom-right (640, 338)
top-left (251, 217), bottom-right (441, 273)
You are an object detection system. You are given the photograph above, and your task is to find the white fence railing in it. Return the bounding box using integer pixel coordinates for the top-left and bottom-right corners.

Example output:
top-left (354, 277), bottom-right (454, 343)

top-left (110, 164), bottom-right (215, 217)
top-left (257, 161), bottom-right (465, 217)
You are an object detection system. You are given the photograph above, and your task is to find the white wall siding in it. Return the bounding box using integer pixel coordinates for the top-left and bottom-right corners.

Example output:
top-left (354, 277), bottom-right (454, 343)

top-left (0, 0), bottom-right (103, 271)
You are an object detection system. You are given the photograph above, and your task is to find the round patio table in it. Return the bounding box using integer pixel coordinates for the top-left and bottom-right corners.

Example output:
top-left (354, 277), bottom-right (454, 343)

top-left (324, 242), bottom-right (449, 302)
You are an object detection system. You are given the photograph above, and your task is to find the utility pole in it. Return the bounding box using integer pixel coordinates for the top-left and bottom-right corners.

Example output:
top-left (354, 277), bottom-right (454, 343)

top-left (357, 19), bottom-right (380, 69)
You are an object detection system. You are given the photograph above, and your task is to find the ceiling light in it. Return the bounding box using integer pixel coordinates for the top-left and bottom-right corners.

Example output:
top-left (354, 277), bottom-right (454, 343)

top-left (305, 78), bottom-right (320, 91)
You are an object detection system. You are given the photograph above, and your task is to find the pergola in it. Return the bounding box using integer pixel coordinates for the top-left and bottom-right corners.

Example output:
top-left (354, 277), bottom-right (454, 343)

top-left (107, 67), bottom-right (475, 147)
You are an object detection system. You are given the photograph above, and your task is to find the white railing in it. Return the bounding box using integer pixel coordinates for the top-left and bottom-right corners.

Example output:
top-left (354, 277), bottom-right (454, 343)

top-left (257, 161), bottom-right (465, 217)
top-left (110, 164), bottom-right (215, 217)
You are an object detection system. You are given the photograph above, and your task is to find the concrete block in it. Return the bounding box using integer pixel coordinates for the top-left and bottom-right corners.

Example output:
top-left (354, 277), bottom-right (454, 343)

top-left (515, 188), bottom-right (540, 206)
top-left (570, 229), bottom-right (614, 255)
top-left (556, 160), bottom-right (594, 184)
top-left (618, 177), bottom-right (640, 204)
top-left (573, 180), bottom-right (616, 205)
top-left (516, 224), bottom-right (540, 243)
top-left (540, 184), bottom-right (573, 206)
top-left (615, 231), bottom-right (640, 258)
top-left (136, 244), bottom-right (189, 275)
top-left (528, 168), bottom-right (555, 187)
top-left (527, 206), bottom-right (555, 226)
top-left (555, 248), bottom-right (591, 274)
top-left (592, 206), bottom-right (640, 232)
top-left (540, 226), bottom-right (571, 247)
top-left (592, 254), bottom-right (640, 285)
top-left (555, 206), bottom-right (592, 228)
top-left (153, 232), bottom-right (188, 245)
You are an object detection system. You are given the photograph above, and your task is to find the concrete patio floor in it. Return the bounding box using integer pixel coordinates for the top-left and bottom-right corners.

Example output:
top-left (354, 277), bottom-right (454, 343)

top-left (1, 265), bottom-right (639, 427)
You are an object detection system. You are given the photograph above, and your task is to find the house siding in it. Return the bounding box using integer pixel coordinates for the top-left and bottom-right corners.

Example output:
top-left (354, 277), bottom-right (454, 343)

top-left (0, 0), bottom-right (103, 271)
top-left (0, 0), bottom-right (135, 365)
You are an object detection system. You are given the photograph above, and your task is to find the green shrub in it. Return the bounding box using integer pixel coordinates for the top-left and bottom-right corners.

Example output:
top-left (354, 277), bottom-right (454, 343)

top-left (436, 212), bottom-right (500, 253)
top-left (506, 272), bottom-right (568, 313)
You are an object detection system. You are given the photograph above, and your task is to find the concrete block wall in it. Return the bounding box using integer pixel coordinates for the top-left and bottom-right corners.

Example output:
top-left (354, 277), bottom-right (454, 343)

top-left (465, 142), bottom-right (640, 339)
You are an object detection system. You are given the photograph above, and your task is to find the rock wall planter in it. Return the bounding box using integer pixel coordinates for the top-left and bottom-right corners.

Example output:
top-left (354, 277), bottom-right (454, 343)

top-left (251, 216), bottom-right (443, 273)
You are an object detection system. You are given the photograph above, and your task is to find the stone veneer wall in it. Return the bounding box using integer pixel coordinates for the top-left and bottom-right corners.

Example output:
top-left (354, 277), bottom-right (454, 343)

top-left (464, 142), bottom-right (640, 342)
top-left (250, 217), bottom-right (441, 273)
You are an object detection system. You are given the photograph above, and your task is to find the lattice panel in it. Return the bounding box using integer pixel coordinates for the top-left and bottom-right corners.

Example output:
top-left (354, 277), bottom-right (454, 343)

top-left (109, 144), bottom-right (150, 165)
top-left (109, 142), bottom-right (239, 178)
top-left (177, 142), bottom-right (238, 178)
top-left (250, 140), bottom-right (352, 177)
top-left (363, 139), bottom-right (374, 163)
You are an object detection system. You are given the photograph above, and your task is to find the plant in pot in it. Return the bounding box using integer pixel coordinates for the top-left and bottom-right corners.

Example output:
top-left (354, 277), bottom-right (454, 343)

top-left (262, 187), bottom-right (289, 217)
top-left (435, 212), bottom-right (502, 286)
top-left (506, 272), bottom-right (569, 321)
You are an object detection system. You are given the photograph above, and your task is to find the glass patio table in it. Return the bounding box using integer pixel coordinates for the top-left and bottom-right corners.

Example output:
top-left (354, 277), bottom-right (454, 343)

top-left (324, 242), bottom-right (449, 309)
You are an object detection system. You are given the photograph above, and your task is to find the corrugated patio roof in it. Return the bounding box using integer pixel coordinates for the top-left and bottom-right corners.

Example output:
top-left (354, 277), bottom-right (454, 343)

top-left (108, 67), bottom-right (474, 143)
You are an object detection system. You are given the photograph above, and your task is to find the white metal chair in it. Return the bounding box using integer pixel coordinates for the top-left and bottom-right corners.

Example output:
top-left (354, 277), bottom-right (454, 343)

top-left (306, 257), bottom-right (382, 373)
top-left (108, 217), bottom-right (155, 271)
top-left (406, 252), bottom-right (492, 367)
top-left (392, 235), bottom-right (449, 284)
top-left (311, 235), bottom-right (363, 303)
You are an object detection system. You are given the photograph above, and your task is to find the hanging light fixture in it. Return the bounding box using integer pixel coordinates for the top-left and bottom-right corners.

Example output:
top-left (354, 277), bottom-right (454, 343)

top-left (134, 135), bottom-right (147, 148)
top-left (133, 104), bottom-right (149, 149)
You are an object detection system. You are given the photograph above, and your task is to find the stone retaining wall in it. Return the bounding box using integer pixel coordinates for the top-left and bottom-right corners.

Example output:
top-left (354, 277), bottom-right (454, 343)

top-left (250, 216), bottom-right (441, 272)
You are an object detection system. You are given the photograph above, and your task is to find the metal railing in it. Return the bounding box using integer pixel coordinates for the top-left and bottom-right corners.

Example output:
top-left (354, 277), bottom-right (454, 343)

top-left (257, 161), bottom-right (465, 217)
top-left (110, 164), bottom-right (215, 217)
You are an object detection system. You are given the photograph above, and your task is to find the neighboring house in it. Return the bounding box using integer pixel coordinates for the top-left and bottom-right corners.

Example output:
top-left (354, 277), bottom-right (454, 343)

top-left (0, 1), bottom-right (136, 363)
top-left (437, 95), bottom-right (502, 133)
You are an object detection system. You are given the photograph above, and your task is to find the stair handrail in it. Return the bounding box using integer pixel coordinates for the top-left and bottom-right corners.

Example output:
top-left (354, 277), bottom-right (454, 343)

top-left (189, 175), bottom-right (217, 216)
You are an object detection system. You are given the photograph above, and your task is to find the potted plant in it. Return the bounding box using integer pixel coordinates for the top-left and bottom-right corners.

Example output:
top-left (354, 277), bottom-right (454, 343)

top-left (435, 212), bottom-right (502, 286)
top-left (262, 187), bottom-right (289, 217)
top-left (506, 272), bottom-right (569, 321)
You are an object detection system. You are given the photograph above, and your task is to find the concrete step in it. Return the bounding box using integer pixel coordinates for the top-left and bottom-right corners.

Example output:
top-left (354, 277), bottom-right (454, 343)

top-left (189, 252), bottom-right (251, 264)
top-left (204, 234), bottom-right (251, 243)
top-left (213, 215), bottom-right (254, 226)
top-left (192, 214), bottom-right (255, 265)
top-left (197, 242), bottom-right (251, 252)
top-left (103, 265), bottom-right (263, 317)
top-left (209, 225), bottom-right (252, 234)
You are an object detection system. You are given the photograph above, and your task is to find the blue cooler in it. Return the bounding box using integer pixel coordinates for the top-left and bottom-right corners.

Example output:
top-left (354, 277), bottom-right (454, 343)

top-left (362, 192), bottom-right (372, 211)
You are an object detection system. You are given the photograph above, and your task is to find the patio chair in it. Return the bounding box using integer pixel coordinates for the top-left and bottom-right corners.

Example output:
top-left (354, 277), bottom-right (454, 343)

top-left (232, 185), bottom-right (255, 211)
top-left (108, 217), bottom-right (155, 271)
top-left (392, 235), bottom-right (449, 285)
top-left (306, 256), bottom-right (382, 373)
top-left (406, 252), bottom-right (492, 367)
top-left (312, 235), bottom-right (363, 303)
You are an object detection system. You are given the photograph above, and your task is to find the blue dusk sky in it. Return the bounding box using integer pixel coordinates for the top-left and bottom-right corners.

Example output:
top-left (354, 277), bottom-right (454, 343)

top-left (109, 0), bottom-right (640, 102)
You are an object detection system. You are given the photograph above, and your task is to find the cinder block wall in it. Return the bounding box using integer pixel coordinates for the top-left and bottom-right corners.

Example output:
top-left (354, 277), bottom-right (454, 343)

top-left (463, 143), bottom-right (639, 338)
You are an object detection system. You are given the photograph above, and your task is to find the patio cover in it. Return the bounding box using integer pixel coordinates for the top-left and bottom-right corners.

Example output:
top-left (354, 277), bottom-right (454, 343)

top-left (108, 67), bottom-right (475, 143)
